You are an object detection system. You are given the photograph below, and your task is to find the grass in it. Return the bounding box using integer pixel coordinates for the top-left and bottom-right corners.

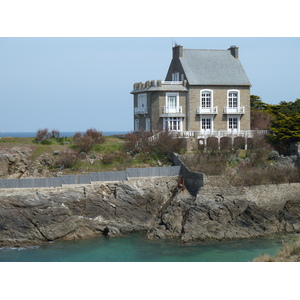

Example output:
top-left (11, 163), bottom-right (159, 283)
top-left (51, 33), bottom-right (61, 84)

top-left (0, 136), bottom-right (158, 176)
top-left (253, 239), bottom-right (300, 262)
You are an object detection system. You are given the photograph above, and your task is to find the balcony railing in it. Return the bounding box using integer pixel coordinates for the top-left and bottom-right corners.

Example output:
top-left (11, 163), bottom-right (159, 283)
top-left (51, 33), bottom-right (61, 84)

top-left (134, 107), bottom-right (148, 115)
top-left (148, 130), bottom-right (269, 142)
top-left (224, 106), bottom-right (245, 114)
top-left (163, 106), bottom-right (183, 114)
top-left (196, 106), bottom-right (218, 114)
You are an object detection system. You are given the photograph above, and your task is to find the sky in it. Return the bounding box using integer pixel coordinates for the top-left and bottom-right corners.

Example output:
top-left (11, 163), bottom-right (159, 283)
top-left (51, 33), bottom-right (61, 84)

top-left (0, 37), bottom-right (299, 133)
top-left (0, 1), bottom-right (299, 134)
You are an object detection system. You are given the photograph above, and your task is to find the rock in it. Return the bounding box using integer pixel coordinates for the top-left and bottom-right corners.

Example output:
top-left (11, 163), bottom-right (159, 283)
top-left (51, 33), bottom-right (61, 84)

top-left (0, 175), bottom-right (299, 247)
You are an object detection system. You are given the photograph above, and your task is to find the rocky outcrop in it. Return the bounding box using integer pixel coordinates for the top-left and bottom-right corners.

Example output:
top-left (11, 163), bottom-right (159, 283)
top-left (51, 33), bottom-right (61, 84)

top-left (0, 175), bottom-right (300, 247)
top-left (0, 177), bottom-right (177, 247)
top-left (147, 176), bottom-right (300, 243)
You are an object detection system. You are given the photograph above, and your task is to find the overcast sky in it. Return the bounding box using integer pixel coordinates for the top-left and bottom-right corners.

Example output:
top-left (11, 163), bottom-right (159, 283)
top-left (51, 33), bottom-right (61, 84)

top-left (0, 1), bottom-right (299, 133)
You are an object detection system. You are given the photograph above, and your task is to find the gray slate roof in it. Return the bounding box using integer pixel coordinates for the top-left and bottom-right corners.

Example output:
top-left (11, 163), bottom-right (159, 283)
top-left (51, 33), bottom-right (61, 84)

top-left (180, 49), bottom-right (250, 85)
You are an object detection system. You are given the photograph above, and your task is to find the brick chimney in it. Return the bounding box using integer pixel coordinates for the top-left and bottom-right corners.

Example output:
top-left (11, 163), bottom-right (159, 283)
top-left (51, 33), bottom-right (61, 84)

top-left (228, 45), bottom-right (239, 59)
top-left (173, 44), bottom-right (183, 58)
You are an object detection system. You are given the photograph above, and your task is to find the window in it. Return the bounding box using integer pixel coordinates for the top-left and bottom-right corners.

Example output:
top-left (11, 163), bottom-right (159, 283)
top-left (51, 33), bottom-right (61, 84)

top-left (138, 94), bottom-right (147, 110)
top-left (146, 118), bottom-right (151, 132)
top-left (228, 90), bottom-right (239, 108)
top-left (228, 117), bottom-right (238, 130)
top-left (164, 117), bottom-right (182, 131)
top-left (201, 117), bottom-right (213, 133)
top-left (172, 72), bottom-right (179, 81)
top-left (134, 119), bottom-right (139, 131)
top-left (166, 93), bottom-right (179, 113)
top-left (201, 90), bottom-right (212, 108)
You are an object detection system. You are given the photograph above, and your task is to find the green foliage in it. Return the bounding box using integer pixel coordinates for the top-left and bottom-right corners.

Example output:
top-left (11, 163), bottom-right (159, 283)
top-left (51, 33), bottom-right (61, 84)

top-left (268, 106), bottom-right (300, 154)
top-left (250, 95), bottom-right (268, 110)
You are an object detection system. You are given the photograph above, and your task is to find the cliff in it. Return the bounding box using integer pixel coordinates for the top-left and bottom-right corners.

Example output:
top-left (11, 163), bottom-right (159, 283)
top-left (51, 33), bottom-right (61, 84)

top-left (0, 175), bottom-right (300, 247)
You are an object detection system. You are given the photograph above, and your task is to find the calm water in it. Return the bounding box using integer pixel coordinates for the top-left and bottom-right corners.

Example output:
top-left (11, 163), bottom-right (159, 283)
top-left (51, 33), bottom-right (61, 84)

top-left (0, 131), bottom-right (129, 138)
top-left (0, 233), bottom-right (298, 262)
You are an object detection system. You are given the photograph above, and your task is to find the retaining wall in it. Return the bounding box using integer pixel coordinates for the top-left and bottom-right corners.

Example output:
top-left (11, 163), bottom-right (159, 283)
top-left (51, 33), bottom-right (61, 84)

top-left (172, 153), bottom-right (204, 196)
top-left (0, 166), bottom-right (181, 189)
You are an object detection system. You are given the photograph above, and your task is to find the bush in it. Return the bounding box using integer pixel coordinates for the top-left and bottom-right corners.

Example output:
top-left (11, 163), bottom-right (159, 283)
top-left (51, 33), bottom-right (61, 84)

top-left (51, 129), bottom-right (60, 139)
top-left (55, 150), bottom-right (79, 169)
top-left (34, 128), bottom-right (51, 143)
top-left (182, 151), bottom-right (231, 175)
top-left (124, 129), bottom-right (186, 162)
top-left (73, 129), bottom-right (105, 153)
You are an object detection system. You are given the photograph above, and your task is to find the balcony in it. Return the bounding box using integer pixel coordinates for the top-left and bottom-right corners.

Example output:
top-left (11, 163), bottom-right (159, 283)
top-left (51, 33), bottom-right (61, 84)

top-left (223, 106), bottom-right (245, 114)
top-left (196, 106), bottom-right (218, 115)
top-left (163, 106), bottom-right (182, 114)
top-left (134, 107), bottom-right (148, 115)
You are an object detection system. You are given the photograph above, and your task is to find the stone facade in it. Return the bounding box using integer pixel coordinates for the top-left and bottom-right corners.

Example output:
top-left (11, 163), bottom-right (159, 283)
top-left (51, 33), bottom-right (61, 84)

top-left (131, 44), bottom-right (251, 137)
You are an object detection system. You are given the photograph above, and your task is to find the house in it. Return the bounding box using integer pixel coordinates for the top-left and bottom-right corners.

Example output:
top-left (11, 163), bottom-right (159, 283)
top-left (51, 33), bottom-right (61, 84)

top-left (131, 44), bottom-right (254, 148)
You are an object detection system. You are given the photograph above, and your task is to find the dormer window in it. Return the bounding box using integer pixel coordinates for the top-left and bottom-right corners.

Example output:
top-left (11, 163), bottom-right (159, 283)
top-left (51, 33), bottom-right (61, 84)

top-left (172, 72), bottom-right (180, 81)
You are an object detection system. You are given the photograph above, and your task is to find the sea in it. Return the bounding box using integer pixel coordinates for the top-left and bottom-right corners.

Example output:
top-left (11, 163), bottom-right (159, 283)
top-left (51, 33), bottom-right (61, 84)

top-left (0, 130), bottom-right (298, 263)
top-left (0, 232), bottom-right (298, 262)
top-left (0, 131), bottom-right (129, 138)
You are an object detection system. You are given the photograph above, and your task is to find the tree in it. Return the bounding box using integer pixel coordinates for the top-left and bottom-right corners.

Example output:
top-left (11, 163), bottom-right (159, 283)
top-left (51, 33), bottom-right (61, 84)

top-left (250, 95), bottom-right (273, 130)
top-left (250, 95), bottom-right (268, 110)
top-left (268, 112), bottom-right (300, 154)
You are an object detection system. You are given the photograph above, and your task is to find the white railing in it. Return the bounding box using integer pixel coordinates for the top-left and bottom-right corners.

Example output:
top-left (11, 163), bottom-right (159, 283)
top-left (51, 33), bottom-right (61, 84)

top-left (224, 106), bottom-right (245, 114)
top-left (148, 130), bottom-right (269, 141)
top-left (163, 106), bottom-right (183, 114)
top-left (134, 107), bottom-right (148, 114)
top-left (196, 106), bottom-right (218, 114)
top-left (161, 81), bottom-right (183, 85)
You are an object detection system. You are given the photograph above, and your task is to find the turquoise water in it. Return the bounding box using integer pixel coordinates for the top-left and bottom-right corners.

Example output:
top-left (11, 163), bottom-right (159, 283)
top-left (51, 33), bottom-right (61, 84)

top-left (0, 233), bottom-right (297, 262)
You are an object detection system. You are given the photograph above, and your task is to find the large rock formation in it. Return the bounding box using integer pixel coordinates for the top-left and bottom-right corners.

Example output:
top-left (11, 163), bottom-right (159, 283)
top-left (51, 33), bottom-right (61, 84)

top-left (0, 175), bottom-right (300, 247)
top-left (0, 177), bottom-right (177, 247)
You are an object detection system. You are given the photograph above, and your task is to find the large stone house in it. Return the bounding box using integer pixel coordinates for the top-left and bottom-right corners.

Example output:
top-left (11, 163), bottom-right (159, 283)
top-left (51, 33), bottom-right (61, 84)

top-left (131, 44), bottom-right (252, 146)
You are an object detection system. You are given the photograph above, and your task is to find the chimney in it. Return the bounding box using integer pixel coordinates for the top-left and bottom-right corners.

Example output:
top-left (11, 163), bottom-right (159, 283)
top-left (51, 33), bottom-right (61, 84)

top-left (173, 44), bottom-right (183, 58)
top-left (228, 45), bottom-right (239, 59)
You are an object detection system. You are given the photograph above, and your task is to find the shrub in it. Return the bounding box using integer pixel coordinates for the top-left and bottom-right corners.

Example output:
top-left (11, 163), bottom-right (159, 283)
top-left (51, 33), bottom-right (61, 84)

top-left (124, 129), bottom-right (185, 162)
top-left (51, 129), bottom-right (60, 139)
top-left (73, 129), bottom-right (105, 153)
top-left (34, 128), bottom-right (51, 143)
top-left (182, 151), bottom-right (230, 175)
top-left (55, 150), bottom-right (79, 169)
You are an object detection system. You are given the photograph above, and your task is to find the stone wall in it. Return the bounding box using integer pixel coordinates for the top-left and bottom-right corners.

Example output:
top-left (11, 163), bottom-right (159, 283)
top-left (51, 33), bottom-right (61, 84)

top-left (199, 175), bottom-right (300, 211)
top-left (188, 85), bottom-right (251, 131)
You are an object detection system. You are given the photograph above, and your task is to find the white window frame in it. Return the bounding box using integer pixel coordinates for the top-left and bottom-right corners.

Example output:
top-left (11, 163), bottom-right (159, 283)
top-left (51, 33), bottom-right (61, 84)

top-left (227, 90), bottom-right (240, 109)
top-left (200, 116), bottom-right (213, 133)
top-left (227, 115), bottom-right (240, 132)
top-left (200, 89), bottom-right (213, 109)
top-left (163, 117), bottom-right (182, 131)
top-left (166, 92), bottom-right (179, 113)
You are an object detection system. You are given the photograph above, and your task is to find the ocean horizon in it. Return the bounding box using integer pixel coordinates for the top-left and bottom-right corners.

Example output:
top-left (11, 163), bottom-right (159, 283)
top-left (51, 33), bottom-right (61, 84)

top-left (0, 131), bottom-right (130, 138)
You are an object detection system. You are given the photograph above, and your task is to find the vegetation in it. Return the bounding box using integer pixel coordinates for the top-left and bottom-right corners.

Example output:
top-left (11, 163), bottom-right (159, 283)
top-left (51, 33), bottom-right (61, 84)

top-left (124, 129), bottom-right (186, 164)
top-left (253, 238), bottom-right (300, 262)
top-left (250, 96), bottom-right (300, 155)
